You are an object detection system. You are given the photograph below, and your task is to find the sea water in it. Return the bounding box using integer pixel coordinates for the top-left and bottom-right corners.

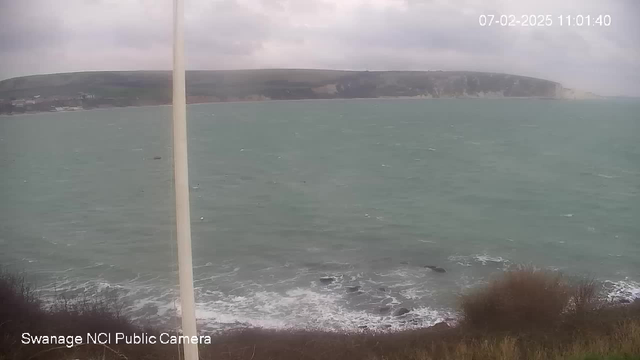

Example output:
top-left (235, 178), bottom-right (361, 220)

top-left (1, 98), bottom-right (639, 331)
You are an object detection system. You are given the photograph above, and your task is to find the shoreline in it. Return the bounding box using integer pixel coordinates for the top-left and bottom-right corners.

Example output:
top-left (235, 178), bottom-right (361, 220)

top-left (0, 95), bottom-right (602, 118)
top-left (2, 266), bottom-right (639, 360)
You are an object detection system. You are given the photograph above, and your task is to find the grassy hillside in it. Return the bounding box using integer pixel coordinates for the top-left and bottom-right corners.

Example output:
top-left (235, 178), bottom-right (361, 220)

top-left (0, 69), bottom-right (564, 104)
top-left (1, 267), bottom-right (639, 360)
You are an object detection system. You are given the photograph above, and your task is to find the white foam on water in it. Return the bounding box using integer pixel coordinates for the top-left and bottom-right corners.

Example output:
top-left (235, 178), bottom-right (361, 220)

top-left (399, 287), bottom-right (433, 300)
top-left (95, 281), bottom-right (124, 292)
top-left (194, 267), bottom-right (240, 283)
top-left (448, 253), bottom-right (509, 267)
top-left (374, 268), bottom-right (426, 280)
top-left (604, 279), bottom-right (640, 302)
top-left (387, 281), bottom-right (418, 288)
top-left (193, 262), bottom-right (215, 269)
top-left (447, 255), bottom-right (471, 267)
top-left (189, 286), bottom-right (451, 332)
top-left (597, 174), bottom-right (617, 179)
top-left (474, 254), bottom-right (508, 265)
top-left (411, 307), bottom-right (455, 324)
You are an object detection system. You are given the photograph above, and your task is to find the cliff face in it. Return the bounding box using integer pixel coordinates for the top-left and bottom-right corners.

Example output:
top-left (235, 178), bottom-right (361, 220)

top-left (0, 70), bottom-right (575, 112)
top-left (314, 71), bottom-right (562, 99)
top-left (558, 88), bottom-right (600, 100)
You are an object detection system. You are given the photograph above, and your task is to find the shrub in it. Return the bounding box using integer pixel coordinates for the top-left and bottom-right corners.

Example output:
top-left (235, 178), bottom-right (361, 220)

top-left (459, 267), bottom-right (572, 332)
top-left (0, 269), bottom-right (46, 356)
top-left (572, 278), bottom-right (602, 314)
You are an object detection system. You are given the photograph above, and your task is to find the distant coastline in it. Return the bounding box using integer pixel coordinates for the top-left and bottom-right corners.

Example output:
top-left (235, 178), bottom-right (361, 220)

top-left (0, 69), bottom-right (602, 116)
top-left (0, 94), bottom-right (604, 117)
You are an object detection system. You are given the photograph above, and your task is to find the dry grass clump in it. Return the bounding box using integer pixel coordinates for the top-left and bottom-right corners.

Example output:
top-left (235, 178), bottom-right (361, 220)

top-left (389, 321), bottom-right (640, 360)
top-left (459, 267), bottom-right (606, 334)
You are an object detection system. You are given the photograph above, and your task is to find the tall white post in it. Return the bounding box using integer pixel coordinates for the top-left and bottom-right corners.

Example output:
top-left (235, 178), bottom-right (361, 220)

top-left (172, 0), bottom-right (199, 359)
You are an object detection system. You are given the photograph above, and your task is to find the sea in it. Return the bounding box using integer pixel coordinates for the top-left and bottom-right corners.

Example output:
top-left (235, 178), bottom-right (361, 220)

top-left (1, 98), bottom-right (639, 332)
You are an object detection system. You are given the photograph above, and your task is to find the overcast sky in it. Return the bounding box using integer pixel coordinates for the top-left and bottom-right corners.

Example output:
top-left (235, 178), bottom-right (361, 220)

top-left (1, 0), bottom-right (639, 96)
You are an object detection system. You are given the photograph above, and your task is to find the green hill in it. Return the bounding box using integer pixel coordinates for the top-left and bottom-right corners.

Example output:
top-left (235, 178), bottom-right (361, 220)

top-left (0, 69), bottom-right (566, 100)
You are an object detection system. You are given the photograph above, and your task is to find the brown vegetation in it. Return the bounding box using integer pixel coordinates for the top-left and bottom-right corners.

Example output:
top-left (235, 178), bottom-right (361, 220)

top-left (1, 267), bottom-right (638, 360)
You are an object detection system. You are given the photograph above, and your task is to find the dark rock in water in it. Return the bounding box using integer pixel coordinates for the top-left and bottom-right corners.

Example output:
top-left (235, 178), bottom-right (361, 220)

top-left (393, 307), bottom-right (410, 317)
top-left (379, 306), bottom-right (391, 314)
top-left (319, 276), bottom-right (335, 284)
top-left (429, 322), bottom-right (450, 331)
top-left (153, 156), bottom-right (162, 160)
top-left (358, 325), bottom-right (368, 330)
top-left (424, 265), bottom-right (446, 273)
top-left (381, 324), bottom-right (392, 329)
top-left (346, 285), bottom-right (361, 293)
top-left (378, 287), bottom-right (386, 292)
top-left (619, 298), bottom-right (631, 304)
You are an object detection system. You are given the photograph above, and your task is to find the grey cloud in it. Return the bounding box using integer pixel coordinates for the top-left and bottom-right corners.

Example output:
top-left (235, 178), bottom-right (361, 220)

top-left (0, 0), bottom-right (638, 96)
top-left (602, 1), bottom-right (640, 50)
top-left (329, 5), bottom-right (509, 54)
top-left (259, 0), bottom-right (335, 14)
top-left (186, 0), bottom-right (271, 55)
top-left (0, 0), bottom-right (64, 52)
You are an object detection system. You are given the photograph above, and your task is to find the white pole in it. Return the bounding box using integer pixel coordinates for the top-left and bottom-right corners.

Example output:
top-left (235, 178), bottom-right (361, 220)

top-left (172, 0), bottom-right (199, 359)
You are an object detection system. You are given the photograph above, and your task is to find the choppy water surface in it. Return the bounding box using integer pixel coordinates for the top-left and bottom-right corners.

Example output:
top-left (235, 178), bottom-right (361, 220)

top-left (1, 99), bottom-right (639, 331)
